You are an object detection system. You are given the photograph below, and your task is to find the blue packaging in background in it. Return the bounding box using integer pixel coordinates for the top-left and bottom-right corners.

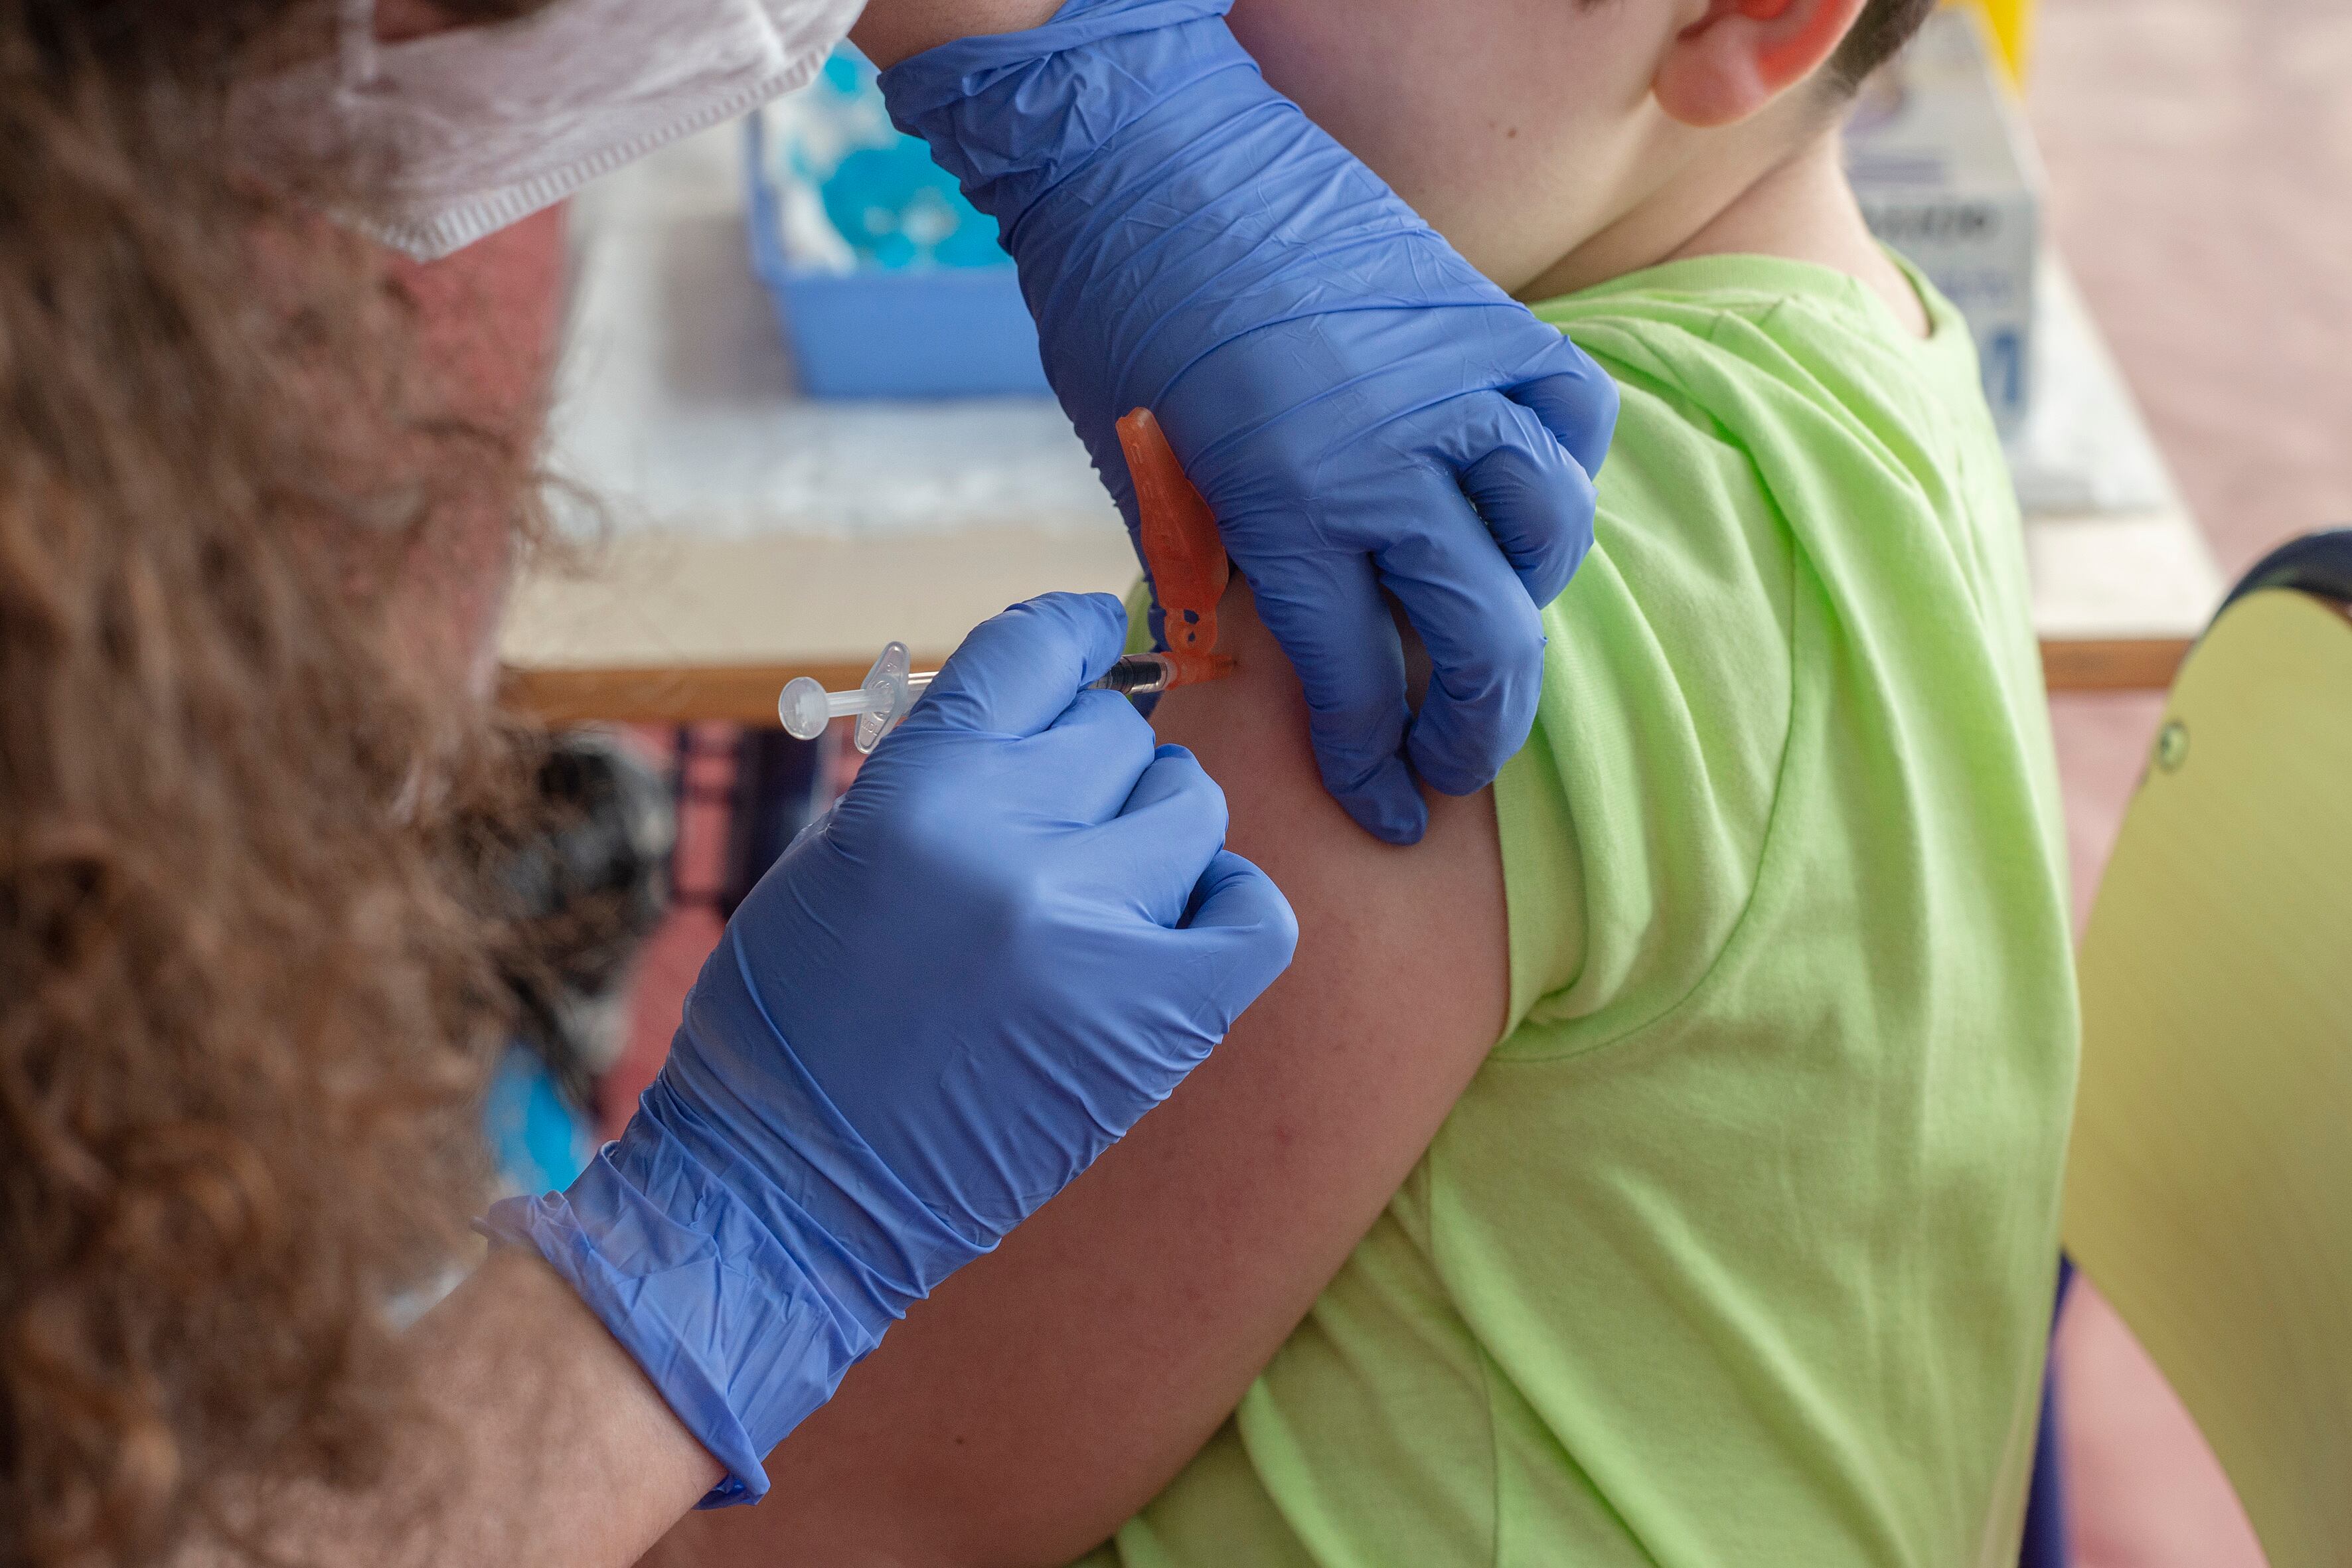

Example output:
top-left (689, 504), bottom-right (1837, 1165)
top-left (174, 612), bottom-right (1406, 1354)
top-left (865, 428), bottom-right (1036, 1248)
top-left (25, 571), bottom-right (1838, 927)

top-left (745, 50), bottom-right (1052, 400)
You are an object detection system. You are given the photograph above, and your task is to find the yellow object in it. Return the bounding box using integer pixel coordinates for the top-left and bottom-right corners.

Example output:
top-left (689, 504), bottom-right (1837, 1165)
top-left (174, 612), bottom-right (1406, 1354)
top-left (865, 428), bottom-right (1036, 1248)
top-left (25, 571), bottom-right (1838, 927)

top-left (1948, 0), bottom-right (2034, 84)
top-left (2065, 585), bottom-right (2352, 1568)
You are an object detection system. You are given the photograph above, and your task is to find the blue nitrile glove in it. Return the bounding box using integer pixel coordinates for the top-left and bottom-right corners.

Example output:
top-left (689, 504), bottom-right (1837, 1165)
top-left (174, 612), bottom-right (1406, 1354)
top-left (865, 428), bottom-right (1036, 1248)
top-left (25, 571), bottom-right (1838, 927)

top-left (483, 594), bottom-right (1296, 1506)
top-left (880, 0), bottom-right (1617, 845)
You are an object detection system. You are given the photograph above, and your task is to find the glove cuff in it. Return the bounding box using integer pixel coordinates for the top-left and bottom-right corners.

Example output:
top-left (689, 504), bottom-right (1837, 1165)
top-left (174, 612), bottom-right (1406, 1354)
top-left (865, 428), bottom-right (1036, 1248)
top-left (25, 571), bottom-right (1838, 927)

top-left (480, 1077), bottom-right (975, 1508)
top-left (481, 1166), bottom-right (824, 1506)
top-left (878, 0), bottom-right (1247, 238)
top-left (879, 0), bottom-right (1462, 452)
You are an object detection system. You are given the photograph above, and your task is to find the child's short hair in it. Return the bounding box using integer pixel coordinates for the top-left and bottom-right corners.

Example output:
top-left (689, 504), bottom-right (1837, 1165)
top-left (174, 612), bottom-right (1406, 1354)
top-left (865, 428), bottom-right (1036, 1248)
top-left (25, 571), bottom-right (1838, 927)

top-left (1575, 0), bottom-right (1936, 96)
top-left (1828, 0), bottom-right (1939, 90)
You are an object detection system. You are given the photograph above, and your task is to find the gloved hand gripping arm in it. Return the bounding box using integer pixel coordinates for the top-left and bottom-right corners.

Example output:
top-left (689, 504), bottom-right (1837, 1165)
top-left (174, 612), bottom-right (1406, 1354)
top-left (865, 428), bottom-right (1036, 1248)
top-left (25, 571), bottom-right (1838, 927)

top-left (879, 0), bottom-right (1618, 844)
top-left (486, 594), bottom-right (1296, 1506)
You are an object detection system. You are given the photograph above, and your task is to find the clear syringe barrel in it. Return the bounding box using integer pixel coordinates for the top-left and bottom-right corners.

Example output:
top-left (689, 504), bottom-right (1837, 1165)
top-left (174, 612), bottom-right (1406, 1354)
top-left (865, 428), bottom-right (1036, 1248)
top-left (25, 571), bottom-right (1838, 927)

top-left (777, 654), bottom-right (1195, 744)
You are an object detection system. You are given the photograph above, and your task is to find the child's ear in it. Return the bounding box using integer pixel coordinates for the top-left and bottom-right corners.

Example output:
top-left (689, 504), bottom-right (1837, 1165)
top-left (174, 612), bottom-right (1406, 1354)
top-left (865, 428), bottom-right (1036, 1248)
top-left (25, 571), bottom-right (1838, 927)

top-left (1652, 0), bottom-right (1869, 129)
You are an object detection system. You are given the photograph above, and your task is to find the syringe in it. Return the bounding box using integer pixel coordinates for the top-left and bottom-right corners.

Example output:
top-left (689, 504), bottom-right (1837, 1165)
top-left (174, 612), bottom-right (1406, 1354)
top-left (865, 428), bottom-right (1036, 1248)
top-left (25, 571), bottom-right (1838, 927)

top-left (779, 645), bottom-right (1225, 752)
top-left (780, 409), bottom-right (1235, 755)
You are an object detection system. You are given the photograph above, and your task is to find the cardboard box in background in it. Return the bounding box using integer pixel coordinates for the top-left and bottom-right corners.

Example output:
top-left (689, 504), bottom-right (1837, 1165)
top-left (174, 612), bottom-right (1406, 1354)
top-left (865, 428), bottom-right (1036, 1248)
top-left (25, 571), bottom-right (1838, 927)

top-left (1845, 6), bottom-right (2045, 437)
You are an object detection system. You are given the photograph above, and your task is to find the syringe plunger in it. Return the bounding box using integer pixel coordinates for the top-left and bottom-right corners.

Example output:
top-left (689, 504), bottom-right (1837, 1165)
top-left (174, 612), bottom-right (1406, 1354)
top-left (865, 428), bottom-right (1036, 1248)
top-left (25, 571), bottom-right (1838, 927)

top-left (779, 670), bottom-right (934, 741)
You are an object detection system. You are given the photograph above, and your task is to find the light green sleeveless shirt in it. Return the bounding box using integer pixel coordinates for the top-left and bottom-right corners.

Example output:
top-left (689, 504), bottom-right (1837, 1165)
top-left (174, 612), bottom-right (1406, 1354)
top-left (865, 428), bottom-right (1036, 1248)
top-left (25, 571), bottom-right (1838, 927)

top-left (1091, 254), bottom-right (2078, 1567)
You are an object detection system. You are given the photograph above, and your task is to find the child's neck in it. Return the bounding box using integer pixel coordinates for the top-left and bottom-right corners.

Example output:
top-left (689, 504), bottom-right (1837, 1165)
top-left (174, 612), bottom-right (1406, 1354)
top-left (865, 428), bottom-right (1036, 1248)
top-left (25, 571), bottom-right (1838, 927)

top-left (1515, 125), bottom-right (1930, 341)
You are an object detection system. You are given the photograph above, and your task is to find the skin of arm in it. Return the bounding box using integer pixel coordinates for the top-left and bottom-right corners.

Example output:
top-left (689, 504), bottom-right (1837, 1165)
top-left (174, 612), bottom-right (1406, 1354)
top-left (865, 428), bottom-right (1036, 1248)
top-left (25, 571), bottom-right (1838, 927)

top-left (651, 579), bottom-right (1510, 1567)
top-left (387, 1250), bottom-right (724, 1565)
top-left (370, 1), bottom-right (1063, 75)
top-left (850, 0), bottom-right (1062, 66)
top-left (204, 1248), bottom-right (723, 1568)
top-left (374, 0), bottom-right (1058, 67)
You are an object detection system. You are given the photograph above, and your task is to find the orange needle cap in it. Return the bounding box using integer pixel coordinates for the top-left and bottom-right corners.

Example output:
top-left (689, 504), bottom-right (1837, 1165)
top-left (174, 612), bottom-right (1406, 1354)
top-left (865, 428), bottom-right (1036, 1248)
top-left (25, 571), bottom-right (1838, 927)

top-left (1116, 408), bottom-right (1236, 688)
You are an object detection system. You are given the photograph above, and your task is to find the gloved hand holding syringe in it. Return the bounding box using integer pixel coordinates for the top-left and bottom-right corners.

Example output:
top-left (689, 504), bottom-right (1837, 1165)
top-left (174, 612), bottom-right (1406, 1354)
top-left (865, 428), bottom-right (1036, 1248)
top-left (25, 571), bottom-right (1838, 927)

top-left (780, 409), bottom-right (1237, 751)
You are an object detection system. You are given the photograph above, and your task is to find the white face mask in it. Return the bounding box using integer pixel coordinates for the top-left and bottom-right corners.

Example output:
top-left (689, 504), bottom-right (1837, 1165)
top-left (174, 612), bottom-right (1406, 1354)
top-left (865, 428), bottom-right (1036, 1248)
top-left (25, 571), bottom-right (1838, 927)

top-left (234, 0), bottom-right (865, 261)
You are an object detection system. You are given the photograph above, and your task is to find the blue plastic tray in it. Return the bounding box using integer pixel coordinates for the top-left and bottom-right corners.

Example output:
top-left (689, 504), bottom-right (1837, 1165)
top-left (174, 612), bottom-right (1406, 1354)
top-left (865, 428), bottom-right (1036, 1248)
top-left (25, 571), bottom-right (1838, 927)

top-left (744, 115), bottom-right (1053, 400)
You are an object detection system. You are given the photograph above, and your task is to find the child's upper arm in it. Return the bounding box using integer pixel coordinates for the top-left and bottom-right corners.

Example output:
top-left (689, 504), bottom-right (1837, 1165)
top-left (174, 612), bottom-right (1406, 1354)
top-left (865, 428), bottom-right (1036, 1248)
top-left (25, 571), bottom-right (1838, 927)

top-left (649, 575), bottom-right (1510, 1567)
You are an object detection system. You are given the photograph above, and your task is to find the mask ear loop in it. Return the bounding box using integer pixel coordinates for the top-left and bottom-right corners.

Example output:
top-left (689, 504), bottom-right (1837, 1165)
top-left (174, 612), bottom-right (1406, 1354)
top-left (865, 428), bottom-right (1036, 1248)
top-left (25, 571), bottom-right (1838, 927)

top-left (337, 0), bottom-right (382, 92)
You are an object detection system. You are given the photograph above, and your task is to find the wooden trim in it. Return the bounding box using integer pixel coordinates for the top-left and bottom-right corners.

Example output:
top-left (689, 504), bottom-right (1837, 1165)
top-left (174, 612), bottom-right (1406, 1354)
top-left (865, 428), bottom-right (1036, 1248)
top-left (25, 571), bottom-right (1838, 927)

top-left (503, 634), bottom-right (2200, 725)
top-left (2038, 637), bottom-right (2195, 693)
top-left (499, 659), bottom-right (947, 727)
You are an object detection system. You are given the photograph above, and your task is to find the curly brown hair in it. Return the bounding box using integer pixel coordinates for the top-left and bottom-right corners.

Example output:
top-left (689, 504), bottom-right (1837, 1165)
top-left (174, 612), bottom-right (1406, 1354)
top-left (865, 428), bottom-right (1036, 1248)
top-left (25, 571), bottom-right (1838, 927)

top-left (0, 1), bottom-right (558, 1562)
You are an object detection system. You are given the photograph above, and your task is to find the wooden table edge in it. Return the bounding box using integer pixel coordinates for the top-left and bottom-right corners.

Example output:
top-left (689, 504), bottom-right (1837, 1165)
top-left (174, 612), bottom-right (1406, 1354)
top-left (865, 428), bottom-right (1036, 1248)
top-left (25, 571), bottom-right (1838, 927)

top-left (2037, 636), bottom-right (2195, 694)
top-left (501, 635), bottom-right (2201, 726)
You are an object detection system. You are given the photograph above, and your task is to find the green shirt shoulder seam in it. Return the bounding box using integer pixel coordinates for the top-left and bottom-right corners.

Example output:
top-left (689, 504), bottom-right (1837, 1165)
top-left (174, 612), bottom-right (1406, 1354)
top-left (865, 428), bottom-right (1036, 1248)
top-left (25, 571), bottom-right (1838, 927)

top-left (1492, 512), bottom-right (1804, 1067)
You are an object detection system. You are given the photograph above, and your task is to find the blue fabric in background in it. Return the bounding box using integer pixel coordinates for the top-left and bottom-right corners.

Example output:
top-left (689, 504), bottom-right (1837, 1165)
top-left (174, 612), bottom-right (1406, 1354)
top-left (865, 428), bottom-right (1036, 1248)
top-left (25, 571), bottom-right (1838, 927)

top-left (2018, 1256), bottom-right (2077, 1568)
top-left (485, 1046), bottom-right (597, 1196)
